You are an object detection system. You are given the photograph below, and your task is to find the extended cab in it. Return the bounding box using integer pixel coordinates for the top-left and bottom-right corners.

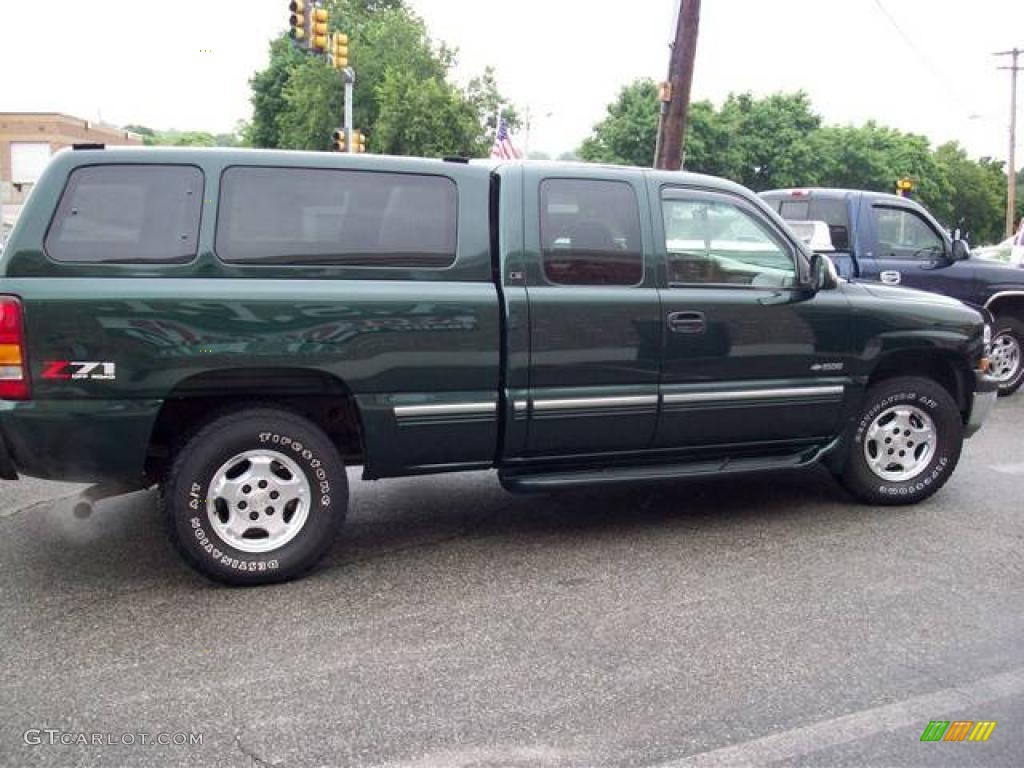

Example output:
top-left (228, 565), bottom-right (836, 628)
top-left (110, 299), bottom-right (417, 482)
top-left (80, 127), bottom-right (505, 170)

top-left (761, 188), bottom-right (1024, 396)
top-left (0, 149), bottom-right (997, 584)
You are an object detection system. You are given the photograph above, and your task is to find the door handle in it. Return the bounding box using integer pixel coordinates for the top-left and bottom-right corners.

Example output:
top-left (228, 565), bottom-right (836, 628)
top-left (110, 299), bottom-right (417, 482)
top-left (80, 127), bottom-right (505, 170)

top-left (880, 270), bottom-right (901, 285)
top-left (667, 310), bottom-right (706, 334)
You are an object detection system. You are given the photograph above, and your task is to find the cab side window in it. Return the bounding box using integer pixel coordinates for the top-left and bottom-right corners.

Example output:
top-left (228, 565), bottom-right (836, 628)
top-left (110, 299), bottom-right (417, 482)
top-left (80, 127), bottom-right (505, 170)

top-left (662, 197), bottom-right (796, 288)
top-left (873, 207), bottom-right (945, 261)
top-left (539, 179), bottom-right (643, 286)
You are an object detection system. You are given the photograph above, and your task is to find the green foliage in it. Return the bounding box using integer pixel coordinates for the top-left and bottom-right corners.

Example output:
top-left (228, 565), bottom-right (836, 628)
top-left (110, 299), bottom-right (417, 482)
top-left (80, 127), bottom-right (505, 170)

top-left (578, 88), bottom-right (1015, 243)
top-left (712, 91), bottom-right (822, 190)
top-left (123, 125), bottom-right (246, 148)
top-left (247, 37), bottom-right (306, 149)
top-left (578, 79), bottom-right (659, 167)
top-left (930, 143), bottom-right (1007, 244)
top-left (246, 0), bottom-right (515, 158)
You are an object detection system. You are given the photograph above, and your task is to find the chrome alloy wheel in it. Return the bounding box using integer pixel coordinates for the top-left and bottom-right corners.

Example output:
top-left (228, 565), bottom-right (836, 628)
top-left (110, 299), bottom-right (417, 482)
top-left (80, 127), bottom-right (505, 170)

top-left (862, 405), bottom-right (938, 482)
top-left (989, 331), bottom-right (1022, 383)
top-left (206, 450), bottom-right (311, 553)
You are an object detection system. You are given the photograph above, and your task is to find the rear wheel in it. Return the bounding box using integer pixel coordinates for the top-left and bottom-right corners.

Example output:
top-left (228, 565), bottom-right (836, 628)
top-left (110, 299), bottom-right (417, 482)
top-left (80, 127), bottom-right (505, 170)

top-left (839, 376), bottom-right (963, 506)
top-left (162, 407), bottom-right (348, 585)
top-left (990, 316), bottom-right (1024, 397)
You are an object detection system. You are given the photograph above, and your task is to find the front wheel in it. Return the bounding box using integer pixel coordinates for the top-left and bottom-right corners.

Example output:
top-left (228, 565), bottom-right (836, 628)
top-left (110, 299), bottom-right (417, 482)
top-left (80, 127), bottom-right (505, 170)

top-left (990, 316), bottom-right (1024, 397)
top-left (839, 377), bottom-right (964, 506)
top-left (162, 407), bottom-right (348, 585)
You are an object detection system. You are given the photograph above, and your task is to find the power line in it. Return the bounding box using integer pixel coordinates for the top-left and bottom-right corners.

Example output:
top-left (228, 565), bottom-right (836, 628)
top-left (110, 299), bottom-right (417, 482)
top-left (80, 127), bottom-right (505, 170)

top-left (869, 0), bottom-right (965, 104)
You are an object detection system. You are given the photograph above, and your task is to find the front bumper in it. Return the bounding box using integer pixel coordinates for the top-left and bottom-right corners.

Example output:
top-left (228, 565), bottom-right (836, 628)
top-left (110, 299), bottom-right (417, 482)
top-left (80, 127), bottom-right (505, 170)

top-left (965, 372), bottom-right (998, 439)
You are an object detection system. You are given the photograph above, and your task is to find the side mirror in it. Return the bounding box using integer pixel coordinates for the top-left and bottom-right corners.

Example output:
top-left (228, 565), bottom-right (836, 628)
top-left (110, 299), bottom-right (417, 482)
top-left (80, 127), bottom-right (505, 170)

top-left (952, 239), bottom-right (970, 261)
top-left (809, 252), bottom-right (839, 292)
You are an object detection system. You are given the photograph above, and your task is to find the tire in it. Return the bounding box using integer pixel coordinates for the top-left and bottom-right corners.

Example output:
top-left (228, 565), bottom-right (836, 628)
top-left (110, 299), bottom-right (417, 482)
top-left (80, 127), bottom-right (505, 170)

top-left (839, 376), bottom-right (964, 506)
top-left (990, 316), bottom-right (1024, 397)
top-left (162, 407), bottom-right (348, 585)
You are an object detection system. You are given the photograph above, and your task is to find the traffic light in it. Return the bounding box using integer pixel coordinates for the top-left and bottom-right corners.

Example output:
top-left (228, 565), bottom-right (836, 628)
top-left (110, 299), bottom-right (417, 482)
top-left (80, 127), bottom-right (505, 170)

top-left (288, 0), bottom-right (310, 48)
top-left (896, 177), bottom-right (914, 197)
top-left (330, 32), bottom-right (349, 70)
top-left (332, 129), bottom-right (346, 152)
top-left (311, 7), bottom-right (330, 53)
top-left (353, 130), bottom-right (367, 153)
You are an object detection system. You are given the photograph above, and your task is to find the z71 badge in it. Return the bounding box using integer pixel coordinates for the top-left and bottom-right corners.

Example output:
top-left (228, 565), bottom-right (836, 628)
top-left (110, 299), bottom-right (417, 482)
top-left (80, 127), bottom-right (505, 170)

top-left (42, 361), bottom-right (117, 381)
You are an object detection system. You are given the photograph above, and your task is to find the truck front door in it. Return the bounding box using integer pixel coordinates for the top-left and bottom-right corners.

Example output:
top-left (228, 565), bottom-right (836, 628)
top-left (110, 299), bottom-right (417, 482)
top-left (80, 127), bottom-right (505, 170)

top-left (653, 185), bottom-right (853, 449)
top-left (522, 170), bottom-right (662, 456)
top-left (861, 203), bottom-right (978, 303)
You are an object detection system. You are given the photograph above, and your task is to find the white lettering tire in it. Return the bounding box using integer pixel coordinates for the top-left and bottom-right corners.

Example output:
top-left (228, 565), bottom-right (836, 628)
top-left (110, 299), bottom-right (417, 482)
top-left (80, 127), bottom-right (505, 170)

top-left (839, 376), bottom-right (964, 506)
top-left (161, 408), bottom-right (348, 585)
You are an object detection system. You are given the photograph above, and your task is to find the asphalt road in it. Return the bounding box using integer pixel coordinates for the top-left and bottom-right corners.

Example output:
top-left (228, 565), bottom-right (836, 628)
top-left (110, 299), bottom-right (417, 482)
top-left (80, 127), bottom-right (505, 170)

top-left (1, 398), bottom-right (1022, 768)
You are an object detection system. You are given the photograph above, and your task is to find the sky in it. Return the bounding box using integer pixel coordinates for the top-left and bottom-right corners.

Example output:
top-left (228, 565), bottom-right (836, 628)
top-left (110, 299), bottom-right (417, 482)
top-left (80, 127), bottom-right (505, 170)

top-left (1, 0), bottom-right (1021, 162)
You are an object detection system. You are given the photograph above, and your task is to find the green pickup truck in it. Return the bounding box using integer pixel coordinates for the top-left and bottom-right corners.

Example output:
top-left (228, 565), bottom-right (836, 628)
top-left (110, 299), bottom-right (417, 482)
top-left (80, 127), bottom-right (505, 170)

top-left (0, 148), bottom-right (998, 584)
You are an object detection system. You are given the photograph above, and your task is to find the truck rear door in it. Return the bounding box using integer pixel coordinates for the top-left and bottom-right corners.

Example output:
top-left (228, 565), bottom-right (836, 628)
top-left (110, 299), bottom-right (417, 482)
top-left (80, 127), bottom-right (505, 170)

top-left (517, 166), bottom-right (662, 457)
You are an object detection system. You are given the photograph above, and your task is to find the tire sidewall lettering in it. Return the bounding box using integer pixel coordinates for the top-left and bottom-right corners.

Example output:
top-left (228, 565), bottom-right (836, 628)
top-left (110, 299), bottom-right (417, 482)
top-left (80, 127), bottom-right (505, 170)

top-left (186, 430), bottom-right (333, 573)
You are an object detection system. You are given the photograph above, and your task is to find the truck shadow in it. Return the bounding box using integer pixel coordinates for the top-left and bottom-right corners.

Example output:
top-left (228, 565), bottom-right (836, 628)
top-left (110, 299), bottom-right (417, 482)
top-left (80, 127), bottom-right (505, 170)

top-left (8, 466), bottom-right (870, 589)
top-left (325, 465), bottom-right (857, 570)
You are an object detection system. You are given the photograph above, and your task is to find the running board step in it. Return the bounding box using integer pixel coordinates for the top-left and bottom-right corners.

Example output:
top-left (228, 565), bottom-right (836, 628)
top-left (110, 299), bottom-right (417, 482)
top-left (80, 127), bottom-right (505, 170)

top-left (499, 441), bottom-right (836, 493)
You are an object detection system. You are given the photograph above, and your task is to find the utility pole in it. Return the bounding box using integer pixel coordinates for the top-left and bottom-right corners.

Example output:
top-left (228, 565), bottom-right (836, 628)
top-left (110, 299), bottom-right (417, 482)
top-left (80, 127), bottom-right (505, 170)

top-left (655, 0), bottom-right (701, 170)
top-left (996, 48), bottom-right (1022, 238)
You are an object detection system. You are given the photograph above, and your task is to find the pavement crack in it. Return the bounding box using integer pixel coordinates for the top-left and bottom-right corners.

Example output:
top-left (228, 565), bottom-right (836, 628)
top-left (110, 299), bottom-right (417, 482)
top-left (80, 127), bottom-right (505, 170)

top-left (0, 492), bottom-right (82, 520)
top-left (235, 728), bottom-right (280, 768)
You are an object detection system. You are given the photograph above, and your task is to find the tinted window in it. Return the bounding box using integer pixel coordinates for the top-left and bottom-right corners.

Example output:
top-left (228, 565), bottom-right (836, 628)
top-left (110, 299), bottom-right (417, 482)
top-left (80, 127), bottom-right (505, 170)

top-left (217, 167), bottom-right (457, 267)
top-left (540, 179), bottom-right (643, 286)
top-left (663, 198), bottom-right (795, 288)
top-left (873, 206), bottom-right (944, 261)
top-left (775, 197), bottom-right (850, 251)
top-left (46, 165), bottom-right (203, 263)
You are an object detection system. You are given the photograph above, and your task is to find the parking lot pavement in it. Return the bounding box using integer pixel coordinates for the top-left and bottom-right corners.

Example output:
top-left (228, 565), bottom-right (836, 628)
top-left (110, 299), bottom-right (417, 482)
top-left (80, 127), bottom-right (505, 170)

top-left (1, 399), bottom-right (1022, 768)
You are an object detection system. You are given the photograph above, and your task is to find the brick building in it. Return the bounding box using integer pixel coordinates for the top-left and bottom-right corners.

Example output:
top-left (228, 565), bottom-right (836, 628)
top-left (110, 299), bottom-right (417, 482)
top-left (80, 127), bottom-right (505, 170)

top-left (1, 113), bottom-right (142, 235)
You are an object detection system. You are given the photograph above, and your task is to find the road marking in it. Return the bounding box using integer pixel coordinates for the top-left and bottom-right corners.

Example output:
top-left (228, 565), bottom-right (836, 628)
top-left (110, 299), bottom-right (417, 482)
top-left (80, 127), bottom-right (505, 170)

top-left (990, 463), bottom-right (1024, 475)
top-left (657, 667), bottom-right (1024, 768)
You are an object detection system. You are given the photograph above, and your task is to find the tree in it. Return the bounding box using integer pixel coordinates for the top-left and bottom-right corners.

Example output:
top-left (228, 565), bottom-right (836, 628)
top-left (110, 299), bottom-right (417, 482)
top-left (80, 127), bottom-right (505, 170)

top-left (373, 69), bottom-right (479, 156)
top-left (703, 91), bottom-right (821, 190)
top-left (931, 143), bottom-right (1006, 244)
top-left (122, 125), bottom-right (245, 148)
top-left (576, 85), bottom-right (1014, 242)
top-left (578, 79), bottom-right (659, 167)
top-left (246, 0), bottom-right (514, 157)
top-left (247, 37), bottom-right (306, 149)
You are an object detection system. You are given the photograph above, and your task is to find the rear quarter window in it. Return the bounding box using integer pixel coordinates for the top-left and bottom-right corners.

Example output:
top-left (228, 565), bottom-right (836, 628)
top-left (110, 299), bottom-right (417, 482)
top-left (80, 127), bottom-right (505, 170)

top-left (216, 166), bottom-right (458, 267)
top-left (45, 165), bottom-right (204, 263)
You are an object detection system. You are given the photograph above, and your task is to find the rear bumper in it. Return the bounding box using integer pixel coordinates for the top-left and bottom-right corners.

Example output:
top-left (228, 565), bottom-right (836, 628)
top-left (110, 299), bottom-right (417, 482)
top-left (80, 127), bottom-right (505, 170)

top-left (0, 399), bottom-right (162, 482)
top-left (965, 372), bottom-right (998, 439)
top-left (0, 426), bottom-right (16, 480)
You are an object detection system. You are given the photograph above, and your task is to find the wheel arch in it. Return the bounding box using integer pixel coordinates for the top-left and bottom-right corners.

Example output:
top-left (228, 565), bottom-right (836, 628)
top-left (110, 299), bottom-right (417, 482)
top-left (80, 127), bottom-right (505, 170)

top-left (145, 367), bottom-right (367, 483)
top-left (986, 292), bottom-right (1024, 322)
top-left (866, 350), bottom-right (970, 415)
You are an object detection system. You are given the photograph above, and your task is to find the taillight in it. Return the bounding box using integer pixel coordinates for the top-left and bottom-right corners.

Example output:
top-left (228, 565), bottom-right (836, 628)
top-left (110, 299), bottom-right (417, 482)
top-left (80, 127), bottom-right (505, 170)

top-left (0, 296), bottom-right (30, 400)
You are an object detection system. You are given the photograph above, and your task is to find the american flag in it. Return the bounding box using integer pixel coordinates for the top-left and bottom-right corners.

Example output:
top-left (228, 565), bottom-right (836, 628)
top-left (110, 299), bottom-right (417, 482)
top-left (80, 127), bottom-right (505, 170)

top-left (490, 117), bottom-right (522, 160)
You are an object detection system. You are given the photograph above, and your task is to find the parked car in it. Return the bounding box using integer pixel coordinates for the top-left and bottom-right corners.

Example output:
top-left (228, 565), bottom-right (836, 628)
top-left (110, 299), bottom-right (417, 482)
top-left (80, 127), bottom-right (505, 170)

top-left (761, 188), bottom-right (1024, 396)
top-left (973, 220), bottom-right (1024, 267)
top-left (0, 148), bottom-right (996, 584)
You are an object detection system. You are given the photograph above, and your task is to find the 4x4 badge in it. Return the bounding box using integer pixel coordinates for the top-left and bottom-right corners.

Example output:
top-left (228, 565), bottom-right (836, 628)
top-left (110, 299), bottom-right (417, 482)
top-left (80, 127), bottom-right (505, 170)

top-left (42, 361), bottom-right (117, 381)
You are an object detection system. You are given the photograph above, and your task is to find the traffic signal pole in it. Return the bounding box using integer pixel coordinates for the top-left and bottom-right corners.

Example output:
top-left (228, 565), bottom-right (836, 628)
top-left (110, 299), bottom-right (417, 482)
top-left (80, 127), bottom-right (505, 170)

top-left (290, 2), bottom-right (362, 153)
top-left (344, 68), bottom-right (355, 154)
